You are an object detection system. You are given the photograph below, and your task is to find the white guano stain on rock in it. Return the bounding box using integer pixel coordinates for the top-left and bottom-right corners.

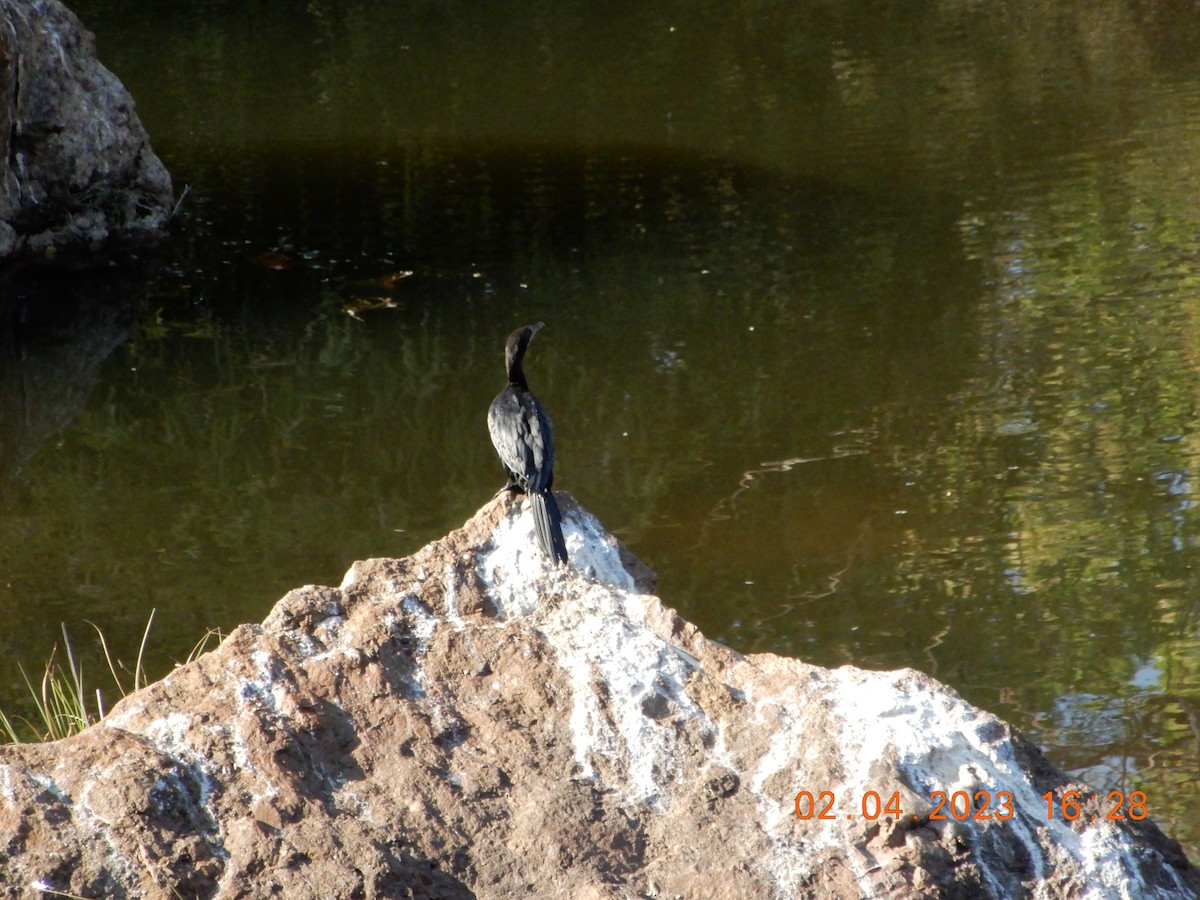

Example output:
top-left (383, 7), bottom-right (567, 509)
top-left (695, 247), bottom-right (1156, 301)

top-left (481, 502), bottom-right (707, 806)
top-left (827, 666), bottom-right (1194, 899)
top-left (746, 692), bottom-right (819, 895)
top-left (549, 583), bottom-right (707, 805)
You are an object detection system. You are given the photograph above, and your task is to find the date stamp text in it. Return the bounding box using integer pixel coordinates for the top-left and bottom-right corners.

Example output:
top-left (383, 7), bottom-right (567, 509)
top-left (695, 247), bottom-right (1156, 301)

top-left (794, 789), bottom-right (1149, 823)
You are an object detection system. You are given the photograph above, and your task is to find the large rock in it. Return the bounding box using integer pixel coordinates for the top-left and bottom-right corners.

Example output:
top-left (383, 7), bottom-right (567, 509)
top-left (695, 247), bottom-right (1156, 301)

top-left (0, 0), bottom-right (172, 263)
top-left (0, 495), bottom-right (1195, 898)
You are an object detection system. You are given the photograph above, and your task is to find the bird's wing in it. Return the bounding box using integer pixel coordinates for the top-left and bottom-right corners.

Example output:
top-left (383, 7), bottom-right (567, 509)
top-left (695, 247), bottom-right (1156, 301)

top-left (488, 390), bottom-right (555, 492)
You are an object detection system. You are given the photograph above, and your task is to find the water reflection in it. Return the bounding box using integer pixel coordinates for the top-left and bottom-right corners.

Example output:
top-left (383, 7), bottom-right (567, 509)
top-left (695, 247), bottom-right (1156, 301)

top-left (4, 0), bottom-right (1200, 859)
top-left (0, 277), bottom-right (138, 479)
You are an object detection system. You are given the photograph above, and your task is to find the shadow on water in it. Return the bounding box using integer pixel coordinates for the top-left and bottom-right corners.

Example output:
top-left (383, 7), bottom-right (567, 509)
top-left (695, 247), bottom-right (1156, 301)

top-left (166, 138), bottom-right (968, 304)
top-left (0, 272), bottom-right (141, 481)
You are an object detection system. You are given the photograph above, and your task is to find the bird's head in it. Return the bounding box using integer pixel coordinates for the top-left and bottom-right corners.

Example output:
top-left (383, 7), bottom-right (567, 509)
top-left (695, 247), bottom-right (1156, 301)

top-left (505, 321), bottom-right (545, 382)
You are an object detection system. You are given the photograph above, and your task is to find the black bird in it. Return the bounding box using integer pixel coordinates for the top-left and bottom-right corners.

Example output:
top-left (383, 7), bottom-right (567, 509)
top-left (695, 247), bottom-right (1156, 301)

top-left (487, 322), bottom-right (568, 565)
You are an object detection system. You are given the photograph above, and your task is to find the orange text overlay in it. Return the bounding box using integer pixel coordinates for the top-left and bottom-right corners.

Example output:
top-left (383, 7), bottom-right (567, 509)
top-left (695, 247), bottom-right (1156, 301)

top-left (794, 789), bottom-right (1149, 823)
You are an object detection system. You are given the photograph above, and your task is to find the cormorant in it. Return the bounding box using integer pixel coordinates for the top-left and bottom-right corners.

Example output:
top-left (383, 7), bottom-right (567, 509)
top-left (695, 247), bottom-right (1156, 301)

top-left (487, 322), bottom-right (568, 565)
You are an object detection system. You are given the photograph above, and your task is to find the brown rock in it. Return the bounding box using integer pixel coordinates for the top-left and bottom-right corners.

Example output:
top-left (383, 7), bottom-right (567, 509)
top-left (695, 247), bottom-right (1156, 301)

top-left (0, 0), bottom-right (173, 264)
top-left (0, 493), bottom-right (1196, 898)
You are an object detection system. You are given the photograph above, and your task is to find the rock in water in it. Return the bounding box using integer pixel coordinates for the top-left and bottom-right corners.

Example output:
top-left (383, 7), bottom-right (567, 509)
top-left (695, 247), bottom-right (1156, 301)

top-left (0, 493), bottom-right (1196, 898)
top-left (0, 0), bottom-right (173, 263)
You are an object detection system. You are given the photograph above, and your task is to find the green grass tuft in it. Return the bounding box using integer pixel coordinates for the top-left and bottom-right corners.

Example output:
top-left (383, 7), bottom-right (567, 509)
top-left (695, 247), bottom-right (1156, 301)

top-left (0, 612), bottom-right (226, 745)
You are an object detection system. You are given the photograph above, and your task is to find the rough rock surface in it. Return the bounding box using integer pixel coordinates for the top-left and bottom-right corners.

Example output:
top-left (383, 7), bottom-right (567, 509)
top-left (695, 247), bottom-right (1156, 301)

top-left (0, 494), bottom-right (1196, 898)
top-left (0, 0), bottom-right (172, 263)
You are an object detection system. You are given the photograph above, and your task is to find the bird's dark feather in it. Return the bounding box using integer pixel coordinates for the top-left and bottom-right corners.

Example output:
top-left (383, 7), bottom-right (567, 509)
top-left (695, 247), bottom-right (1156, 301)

top-left (486, 322), bottom-right (567, 564)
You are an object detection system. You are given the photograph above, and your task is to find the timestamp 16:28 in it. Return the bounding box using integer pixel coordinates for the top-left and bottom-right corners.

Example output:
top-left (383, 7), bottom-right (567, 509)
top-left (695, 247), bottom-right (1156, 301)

top-left (794, 789), bottom-right (1149, 822)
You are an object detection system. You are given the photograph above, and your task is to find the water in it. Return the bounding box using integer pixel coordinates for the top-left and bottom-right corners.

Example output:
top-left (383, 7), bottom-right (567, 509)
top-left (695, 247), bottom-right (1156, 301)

top-left (3, 0), bottom-right (1200, 857)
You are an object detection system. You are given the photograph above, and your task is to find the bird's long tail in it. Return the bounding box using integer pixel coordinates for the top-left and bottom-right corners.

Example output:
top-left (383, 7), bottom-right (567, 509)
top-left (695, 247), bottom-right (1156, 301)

top-left (532, 490), bottom-right (568, 565)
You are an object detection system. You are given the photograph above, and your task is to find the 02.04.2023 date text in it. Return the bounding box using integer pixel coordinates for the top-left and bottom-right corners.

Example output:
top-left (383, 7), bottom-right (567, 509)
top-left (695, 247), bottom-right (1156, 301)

top-left (794, 789), bottom-right (1149, 823)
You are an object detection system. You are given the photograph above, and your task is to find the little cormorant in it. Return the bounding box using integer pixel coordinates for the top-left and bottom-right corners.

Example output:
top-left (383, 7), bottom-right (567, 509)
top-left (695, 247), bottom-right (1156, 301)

top-left (487, 322), bottom-right (568, 565)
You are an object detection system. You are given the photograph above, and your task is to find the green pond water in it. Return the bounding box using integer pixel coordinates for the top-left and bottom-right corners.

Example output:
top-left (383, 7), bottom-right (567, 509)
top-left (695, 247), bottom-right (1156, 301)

top-left (4, 0), bottom-right (1200, 858)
